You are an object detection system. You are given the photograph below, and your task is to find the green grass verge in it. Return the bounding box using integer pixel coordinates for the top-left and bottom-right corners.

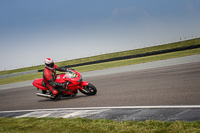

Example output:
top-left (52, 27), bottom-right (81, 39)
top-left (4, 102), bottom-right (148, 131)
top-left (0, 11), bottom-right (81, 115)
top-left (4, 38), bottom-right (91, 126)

top-left (0, 47), bottom-right (200, 85)
top-left (0, 117), bottom-right (200, 133)
top-left (74, 48), bottom-right (200, 72)
top-left (1, 38), bottom-right (200, 75)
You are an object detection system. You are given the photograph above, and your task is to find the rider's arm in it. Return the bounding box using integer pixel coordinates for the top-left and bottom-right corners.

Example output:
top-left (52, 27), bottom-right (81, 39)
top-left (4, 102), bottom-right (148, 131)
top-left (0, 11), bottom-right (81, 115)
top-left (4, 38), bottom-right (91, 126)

top-left (56, 67), bottom-right (68, 72)
top-left (54, 64), bottom-right (68, 72)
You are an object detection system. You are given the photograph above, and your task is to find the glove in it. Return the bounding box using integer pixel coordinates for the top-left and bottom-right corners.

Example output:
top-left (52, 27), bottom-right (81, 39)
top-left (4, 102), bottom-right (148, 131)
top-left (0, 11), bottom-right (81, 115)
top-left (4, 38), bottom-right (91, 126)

top-left (62, 81), bottom-right (70, 89)
top-left (61, 83), bottom-right (67, 89)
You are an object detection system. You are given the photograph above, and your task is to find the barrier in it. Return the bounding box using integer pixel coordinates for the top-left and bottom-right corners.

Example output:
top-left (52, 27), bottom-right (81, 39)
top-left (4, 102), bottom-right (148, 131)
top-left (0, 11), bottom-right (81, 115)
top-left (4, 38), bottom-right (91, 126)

top-left (38, 44), bottom-right (200, 72)
top-left (2, 44), bottom-right (199, 79)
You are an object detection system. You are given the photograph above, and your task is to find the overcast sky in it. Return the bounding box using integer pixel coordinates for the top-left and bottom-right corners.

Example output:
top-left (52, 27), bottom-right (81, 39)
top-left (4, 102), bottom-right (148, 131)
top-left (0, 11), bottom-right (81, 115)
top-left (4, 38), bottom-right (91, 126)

top-left (1, 0), bottom-right (200, 70)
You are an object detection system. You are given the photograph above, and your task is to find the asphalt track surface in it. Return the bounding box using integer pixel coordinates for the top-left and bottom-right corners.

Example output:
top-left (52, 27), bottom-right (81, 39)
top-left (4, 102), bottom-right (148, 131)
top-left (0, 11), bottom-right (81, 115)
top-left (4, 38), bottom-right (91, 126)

top-left (1, 61), bottom-right (200, 112)
top-left (0, 55), bottom-right (200, 121)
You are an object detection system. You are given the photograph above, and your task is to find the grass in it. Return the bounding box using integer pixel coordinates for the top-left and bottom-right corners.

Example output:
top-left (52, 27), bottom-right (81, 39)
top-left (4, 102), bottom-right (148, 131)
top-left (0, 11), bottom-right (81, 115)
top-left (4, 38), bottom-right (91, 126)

top-left (0, 47), bottom-right (200, 85)
top-left (1, 38), bottom-right (200, 76)
top-left (0, 117), bottom-right (200, 133)
top-left (74, 47), bottom-right (200, 72)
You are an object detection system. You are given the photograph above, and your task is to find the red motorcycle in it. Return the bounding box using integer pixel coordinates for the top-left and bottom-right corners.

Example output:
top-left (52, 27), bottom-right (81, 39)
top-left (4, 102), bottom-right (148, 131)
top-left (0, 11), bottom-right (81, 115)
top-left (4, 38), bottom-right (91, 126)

top-left (32, 69), bottom-right (97, 100)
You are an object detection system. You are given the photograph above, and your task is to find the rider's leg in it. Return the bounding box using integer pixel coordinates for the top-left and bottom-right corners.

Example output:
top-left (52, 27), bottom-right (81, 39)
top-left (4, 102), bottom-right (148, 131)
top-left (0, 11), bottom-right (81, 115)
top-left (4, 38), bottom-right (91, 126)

top-left (46, 84), bottom-right (58, 96)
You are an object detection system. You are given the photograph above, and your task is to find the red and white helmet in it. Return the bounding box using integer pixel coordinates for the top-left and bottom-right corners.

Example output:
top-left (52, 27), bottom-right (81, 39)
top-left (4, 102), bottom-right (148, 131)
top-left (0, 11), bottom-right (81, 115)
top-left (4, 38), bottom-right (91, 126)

top-left (44, 58), bottom-right (54, 69)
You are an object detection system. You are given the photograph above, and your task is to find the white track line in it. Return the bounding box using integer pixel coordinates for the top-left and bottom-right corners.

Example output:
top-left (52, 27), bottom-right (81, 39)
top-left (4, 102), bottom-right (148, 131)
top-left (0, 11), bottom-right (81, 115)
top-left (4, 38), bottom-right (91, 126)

top-left (61, 110), bottom-right (107, 118)
top-left (1, 105), bottom-right (200, 113)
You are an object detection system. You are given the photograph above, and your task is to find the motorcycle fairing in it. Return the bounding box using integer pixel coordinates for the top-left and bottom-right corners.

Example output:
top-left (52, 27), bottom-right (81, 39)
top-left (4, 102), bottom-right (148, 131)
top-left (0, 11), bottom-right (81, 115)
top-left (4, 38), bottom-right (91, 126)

top-left (80, 81), bottom-right (89, 89)
top-left (33, 69), bottom-right (95, 98)
top-left (32, 78), bottom-right (47, 90)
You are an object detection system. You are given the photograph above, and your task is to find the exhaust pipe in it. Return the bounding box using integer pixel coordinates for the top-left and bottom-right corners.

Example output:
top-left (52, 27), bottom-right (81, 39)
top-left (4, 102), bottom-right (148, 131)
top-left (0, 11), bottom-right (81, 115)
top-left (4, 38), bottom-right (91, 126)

top-left (37, 93), bottom-right (53, 98)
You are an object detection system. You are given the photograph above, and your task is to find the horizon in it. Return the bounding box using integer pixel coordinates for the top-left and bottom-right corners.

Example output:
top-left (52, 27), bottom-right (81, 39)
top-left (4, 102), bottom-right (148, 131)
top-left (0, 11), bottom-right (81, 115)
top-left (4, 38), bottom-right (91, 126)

top-left (1, 37), bottom-right (199, 72)
top-left (1, 0), bottom-right (200, 70)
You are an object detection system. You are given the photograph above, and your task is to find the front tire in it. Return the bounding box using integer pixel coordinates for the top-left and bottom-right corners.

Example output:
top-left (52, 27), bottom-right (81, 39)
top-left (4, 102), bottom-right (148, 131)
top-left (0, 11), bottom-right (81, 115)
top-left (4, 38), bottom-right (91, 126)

top-left (79, 83), bottom-right (97, 96)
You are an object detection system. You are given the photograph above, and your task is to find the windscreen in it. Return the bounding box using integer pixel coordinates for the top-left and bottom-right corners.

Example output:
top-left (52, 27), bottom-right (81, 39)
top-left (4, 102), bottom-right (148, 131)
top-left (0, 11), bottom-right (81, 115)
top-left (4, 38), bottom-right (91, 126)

top-left (64, 71), bottom-right (77, 78)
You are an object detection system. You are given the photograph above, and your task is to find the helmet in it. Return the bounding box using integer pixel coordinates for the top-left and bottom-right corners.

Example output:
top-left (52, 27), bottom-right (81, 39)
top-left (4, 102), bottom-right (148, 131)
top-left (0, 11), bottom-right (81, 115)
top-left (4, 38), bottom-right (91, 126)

top-left (44, 58), bottom-right (54, 69)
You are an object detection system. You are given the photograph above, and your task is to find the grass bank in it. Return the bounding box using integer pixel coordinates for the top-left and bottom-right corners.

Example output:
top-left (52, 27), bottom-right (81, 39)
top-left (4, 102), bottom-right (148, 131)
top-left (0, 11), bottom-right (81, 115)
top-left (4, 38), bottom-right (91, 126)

top-left (0, 47), bottom-right (200, 85)
top-left (0, 117), bottom-right (200, 133)
top-left (1, 38), bottom-right (200, 76)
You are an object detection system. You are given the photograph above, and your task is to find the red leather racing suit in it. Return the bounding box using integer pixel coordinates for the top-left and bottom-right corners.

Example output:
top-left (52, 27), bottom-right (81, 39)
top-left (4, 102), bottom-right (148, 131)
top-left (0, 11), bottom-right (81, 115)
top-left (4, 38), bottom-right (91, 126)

top-left (43, 64), bottom-right (68, 95)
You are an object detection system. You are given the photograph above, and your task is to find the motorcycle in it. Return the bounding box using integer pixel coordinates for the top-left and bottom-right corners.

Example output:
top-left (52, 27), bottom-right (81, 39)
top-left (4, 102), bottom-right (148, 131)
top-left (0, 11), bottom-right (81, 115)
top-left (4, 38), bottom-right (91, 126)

top-left (32, 69), bottom-right (97, 100)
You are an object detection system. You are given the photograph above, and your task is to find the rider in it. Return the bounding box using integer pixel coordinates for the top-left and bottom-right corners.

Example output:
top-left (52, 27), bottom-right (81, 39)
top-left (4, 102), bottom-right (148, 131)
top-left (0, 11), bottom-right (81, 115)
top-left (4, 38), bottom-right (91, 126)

top-left (43, 58), bottom-right (68, 97)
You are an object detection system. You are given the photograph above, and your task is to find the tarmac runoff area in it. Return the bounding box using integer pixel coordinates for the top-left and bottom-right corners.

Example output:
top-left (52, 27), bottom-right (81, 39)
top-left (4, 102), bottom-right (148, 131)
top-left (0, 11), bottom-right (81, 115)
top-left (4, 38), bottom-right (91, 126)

top-left (0, 54), bottom-right (200, 121)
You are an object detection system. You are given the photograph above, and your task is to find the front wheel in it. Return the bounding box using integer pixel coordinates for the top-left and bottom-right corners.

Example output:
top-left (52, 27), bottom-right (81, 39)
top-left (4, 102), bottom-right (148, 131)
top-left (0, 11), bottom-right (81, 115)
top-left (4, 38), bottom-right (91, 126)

top-left (79, 83), bottom-right (97, 96)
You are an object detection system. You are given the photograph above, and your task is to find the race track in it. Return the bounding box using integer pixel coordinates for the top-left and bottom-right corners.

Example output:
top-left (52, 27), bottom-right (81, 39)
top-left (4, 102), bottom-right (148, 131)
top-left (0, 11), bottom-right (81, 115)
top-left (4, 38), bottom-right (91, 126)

top-left (1, 61), bottom-right (200, 112)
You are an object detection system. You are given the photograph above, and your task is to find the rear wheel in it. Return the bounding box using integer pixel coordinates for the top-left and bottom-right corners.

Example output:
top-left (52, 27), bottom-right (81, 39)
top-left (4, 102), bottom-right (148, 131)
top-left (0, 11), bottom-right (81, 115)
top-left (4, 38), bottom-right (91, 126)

top-left (79, 83), bottom-right (97, 96)
top-left (50, 89), bottom-right (61, 100)
top-left (51, 94), bottom-right (61, 100)
top-left (42, 90), bottom-right (47, 94)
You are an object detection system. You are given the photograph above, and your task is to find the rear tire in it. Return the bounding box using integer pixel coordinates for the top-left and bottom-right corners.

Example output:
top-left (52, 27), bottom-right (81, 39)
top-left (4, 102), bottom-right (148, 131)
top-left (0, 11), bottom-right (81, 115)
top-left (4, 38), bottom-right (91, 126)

top-left (50, 89), bottom-right (61, 100)
top-left (79, 83), bottom-right (97, 96)
top-left (51, 95), bottom-right (61, 100)
top-left (42, 90), bottom-right (47, 94)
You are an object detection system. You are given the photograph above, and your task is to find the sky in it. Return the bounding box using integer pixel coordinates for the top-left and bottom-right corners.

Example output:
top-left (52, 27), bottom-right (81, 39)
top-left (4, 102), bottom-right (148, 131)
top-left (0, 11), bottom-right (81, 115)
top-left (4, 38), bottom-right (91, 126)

top-left (0, 0), bottom-right (200, 71)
